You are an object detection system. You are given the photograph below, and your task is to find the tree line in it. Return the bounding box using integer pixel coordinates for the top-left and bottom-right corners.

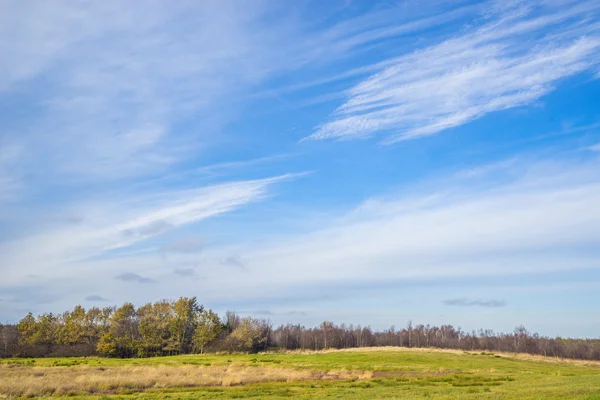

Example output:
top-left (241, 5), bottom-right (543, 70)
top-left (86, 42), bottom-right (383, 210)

top-left (1, 297), bottom-right (599, 360)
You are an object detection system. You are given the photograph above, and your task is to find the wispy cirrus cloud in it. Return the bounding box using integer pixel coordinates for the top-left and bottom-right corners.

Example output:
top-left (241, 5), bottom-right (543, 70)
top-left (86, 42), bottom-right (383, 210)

top-left (0, 1), bottom-right (318, 186)
top-left (455, 158), bottom-right (518, 179)
top-left (0, 0), bottom-right (472, 187)
top-left (309, 1), bottom-right (600, 143)
top-left (3, 152), bottom-right (599, 331)
top-left (191, 155), bottom-right (600, 301)
top-left (25, 152), bottom-right (600, 320)
top-left (0, 174), bottom-right (296, 285)
top-left (110, 175), bottom-right (296, 251)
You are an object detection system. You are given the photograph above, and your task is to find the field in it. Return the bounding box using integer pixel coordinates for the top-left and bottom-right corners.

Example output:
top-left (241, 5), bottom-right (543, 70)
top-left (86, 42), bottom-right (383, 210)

top-left (1, 347), bottom-right (599, 399)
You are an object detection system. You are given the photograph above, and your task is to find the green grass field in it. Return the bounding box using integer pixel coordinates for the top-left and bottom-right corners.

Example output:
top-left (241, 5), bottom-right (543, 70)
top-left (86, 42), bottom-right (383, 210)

top-left (1, 348), bottom-right (599, 399)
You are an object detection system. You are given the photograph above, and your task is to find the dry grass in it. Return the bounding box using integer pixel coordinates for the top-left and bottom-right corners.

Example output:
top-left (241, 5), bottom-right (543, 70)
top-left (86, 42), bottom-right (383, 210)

top-left (2, 348), bottom-right (597, 398)
top-left (481, 350), bottom-right (600, 367)
top-left (0, 363), bottom-right (371, 398)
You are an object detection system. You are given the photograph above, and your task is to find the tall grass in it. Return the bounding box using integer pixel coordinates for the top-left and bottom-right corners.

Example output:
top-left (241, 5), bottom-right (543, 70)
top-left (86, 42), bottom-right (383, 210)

top-left (0, 363), bottom-right (371, 398)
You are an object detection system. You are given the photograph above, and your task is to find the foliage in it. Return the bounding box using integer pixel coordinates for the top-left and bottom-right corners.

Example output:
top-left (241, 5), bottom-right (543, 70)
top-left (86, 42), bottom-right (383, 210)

top-left (226, 317), bottom-right (271, 353)
top-left (192, 309), bottom-right (222, 354)
top-left (4, 299), bottom-right (600, 360)
top-left (57, 305), bottom-right (87, 345)
top-left (17, 312), bottom-right (59, 347)
top-left (97, 303), bottom-right (137, 357)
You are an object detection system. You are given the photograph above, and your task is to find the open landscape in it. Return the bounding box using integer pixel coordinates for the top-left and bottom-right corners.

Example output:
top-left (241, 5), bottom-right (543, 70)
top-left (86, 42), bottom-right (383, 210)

top-left (3, 1), bottom-right (600, 399)
top-left (2, 348), bottom-right (600, 399)
top-left (1, 301), bottom-right (599, 398)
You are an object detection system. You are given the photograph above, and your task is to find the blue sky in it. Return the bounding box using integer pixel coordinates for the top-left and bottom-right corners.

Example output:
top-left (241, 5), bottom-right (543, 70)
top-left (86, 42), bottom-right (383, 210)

top-left (1, 0), bottom-right (600, 337)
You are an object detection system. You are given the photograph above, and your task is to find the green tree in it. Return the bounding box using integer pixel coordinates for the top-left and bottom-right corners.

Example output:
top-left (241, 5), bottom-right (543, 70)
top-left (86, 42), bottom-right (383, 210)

top-left (58, 305), bottom-right (87, 345)
top-left (97, 303), bottom-right (138, 357)
top-left (192, 309), bottom-right (222, 354)
top-left (33, 313), bottom-right (59, 347)
top-left (84, 307), bottom-right (102, 344)
top-left (228, 317), bottom-right (271, 353)
top-left (137, 300), bottom-right (173, 356)
top-left (169, 297), bottom-right (203, 354)
top-left (17, 312), bottom-right (37, 345)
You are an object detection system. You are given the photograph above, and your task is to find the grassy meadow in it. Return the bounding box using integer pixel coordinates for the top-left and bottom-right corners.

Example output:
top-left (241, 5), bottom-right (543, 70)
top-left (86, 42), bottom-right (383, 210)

top-left (1, 347), bottom-right (599, 399)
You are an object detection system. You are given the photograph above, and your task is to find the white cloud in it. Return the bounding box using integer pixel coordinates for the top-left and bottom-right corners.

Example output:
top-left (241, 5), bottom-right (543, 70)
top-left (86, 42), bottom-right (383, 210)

top-left (589, 143), bottom-right (600, 151)
top-left (3, 153), bottom-right (598, 335)
top-left (0, 1), bottom-right (310, 184)
top-left (17, 154), bottom-right (598, 313)
top-left (2, 1), bottom-right (600, 335)
top-left (0, 174), bottom-right (294, 284)
top-left (168, 156), bottom-right (600, 302)
top-left (0, 1), bottom-right (525, 194)
top-left (0, 0), bottom-right (478, 191)
top-left (309, 1), bottom-right (600, 143)
top-left (455, 158), bottom-right (518, 179)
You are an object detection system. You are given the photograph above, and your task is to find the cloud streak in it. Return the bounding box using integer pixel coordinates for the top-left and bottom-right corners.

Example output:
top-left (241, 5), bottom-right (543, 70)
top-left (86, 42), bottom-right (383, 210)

top-left (0, 1), bottom-right (325, 187)
top-left (309, 1), bottom-right (600, 143)
top-left (0, 174), bottom-right (295, 285)
top-left (191, 155), bottom-right (600, 301)
top-left (115, 273), bottom-right (156, 284)
top-left (2, 152), bottom-right (599, 331)
top-left (443, 298), bottom-right (506, 307)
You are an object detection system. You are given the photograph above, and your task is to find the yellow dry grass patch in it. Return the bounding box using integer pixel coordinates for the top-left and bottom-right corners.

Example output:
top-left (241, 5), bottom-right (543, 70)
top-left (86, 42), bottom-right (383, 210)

top-left (0, 363), bottom-right (370, 398)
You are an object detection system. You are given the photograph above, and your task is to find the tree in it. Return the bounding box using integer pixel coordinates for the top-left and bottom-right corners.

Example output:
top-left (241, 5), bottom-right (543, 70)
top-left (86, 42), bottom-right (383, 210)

top-left (83, 307), bottom-right (102, 344)
top-left (169, 297), bottom-right (203, 354)
top-left (321, 321), bottom-right (334, 349)
top-left (228, 317), bottom-right (272, 353)
top-left (7, 300), bottom-right (600, 361)
top-left (224, 311), bottom-right (240, 333)
top-left (192, 309), bottom-right (222, 354)
top-left (97, 303), bottom-right (138, 357)
top-left (18, 313), bottom-right (59, 349)
top-left (0, 324), bottom-right (18, 358)
top-left (17, 313), bottom-right (37, 345)
top-left (58, 305), bottom-right (87, 345)
top-left (137, 300), bottom-right (173, 356)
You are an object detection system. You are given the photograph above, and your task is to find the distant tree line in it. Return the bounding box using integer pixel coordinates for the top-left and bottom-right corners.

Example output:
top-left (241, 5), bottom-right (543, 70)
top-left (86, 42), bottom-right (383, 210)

top-left (1, 298), bottom-right (599, 360)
